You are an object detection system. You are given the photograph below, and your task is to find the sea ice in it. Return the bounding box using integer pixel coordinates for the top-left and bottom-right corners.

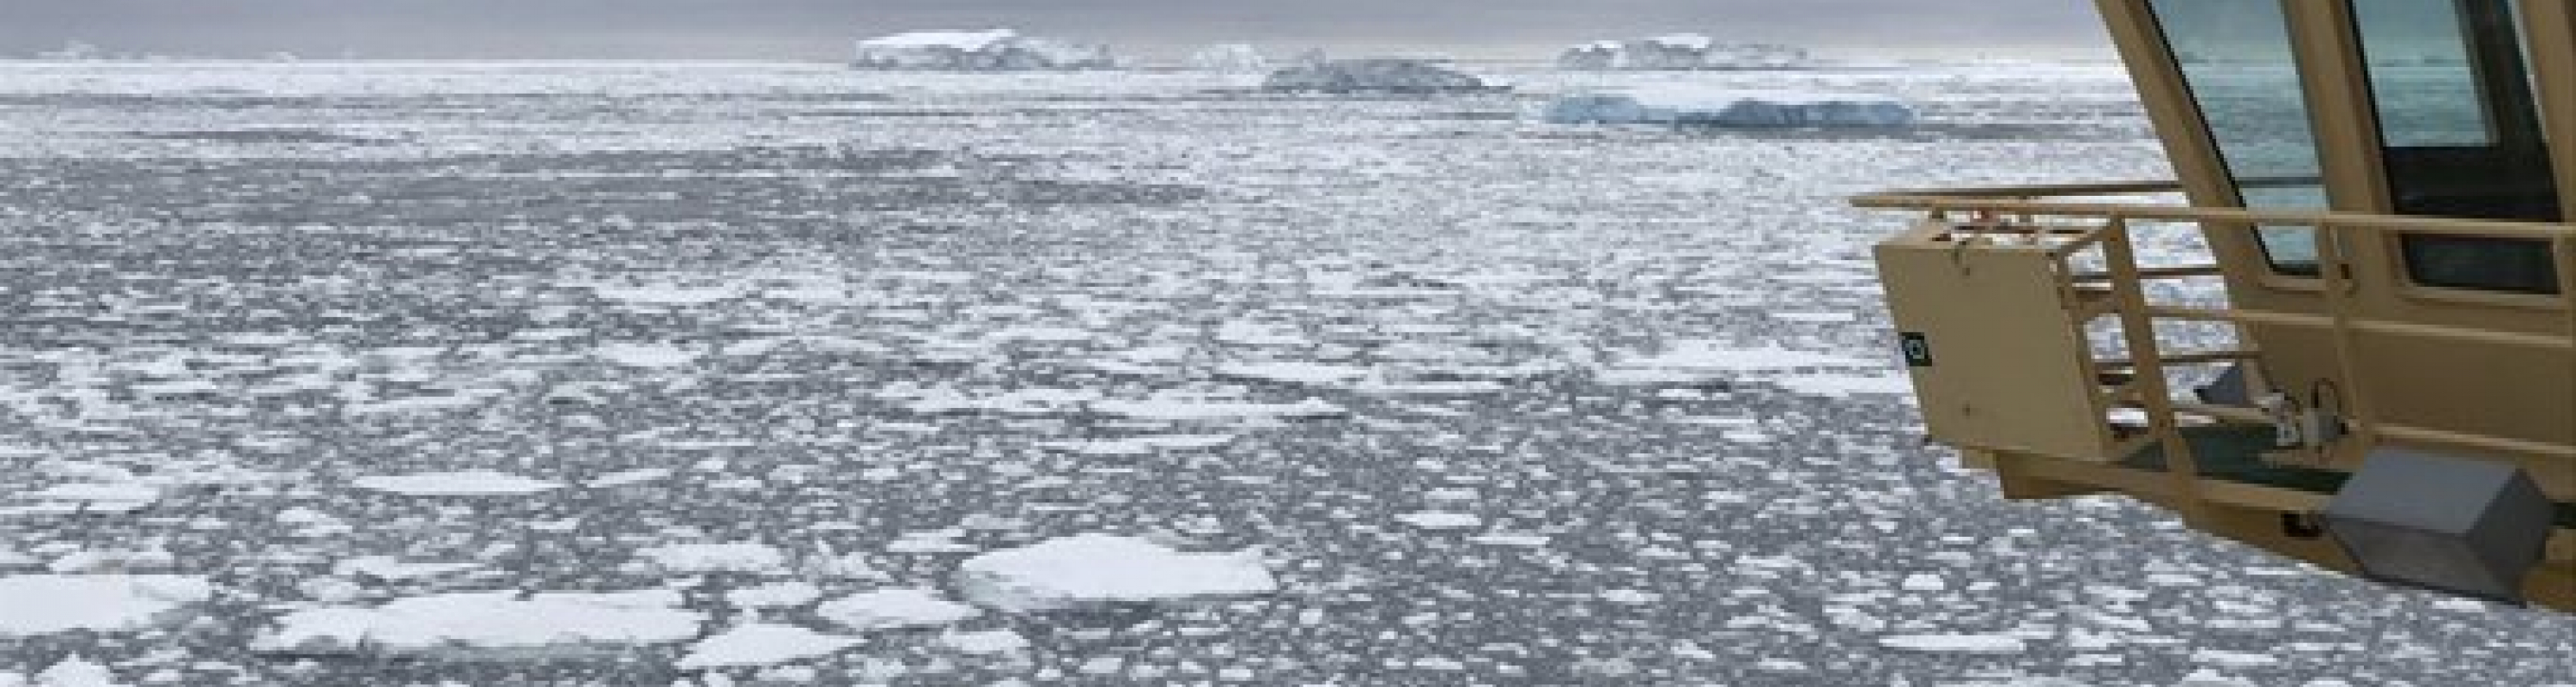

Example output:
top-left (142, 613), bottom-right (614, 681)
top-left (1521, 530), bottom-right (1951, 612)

top-left (0, 575), bottom-right (212, 636)
top-left (1877, 634), bottom-right (2031, 654)
top-left (637, 543), bottom-right (791, 575)
top-left (677, 623), bottom-right (864, 669)
top-left (352, 471), bottom-right (564, 496)
top-left (1546, 86), bottom-right (1917, 128)
top-left (254, 590), bottom-right (704, 656)
top-left (817, 587), bottom-right (984, 630)
top-left (954, 534), bottom-right (1278, 612)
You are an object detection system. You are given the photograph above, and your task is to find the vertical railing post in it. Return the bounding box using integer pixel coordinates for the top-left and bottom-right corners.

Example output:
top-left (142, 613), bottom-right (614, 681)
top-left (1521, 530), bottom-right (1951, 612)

top-left (2102, 219), bottom-right (2205, 520)
top-left (2312, 222), bottom-right (2378, 465)
top-left (2555, 236), bottom-right (2576, 500)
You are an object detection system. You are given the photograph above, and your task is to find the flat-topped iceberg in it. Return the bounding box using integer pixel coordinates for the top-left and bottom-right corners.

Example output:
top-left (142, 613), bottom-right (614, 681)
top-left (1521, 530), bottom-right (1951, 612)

top-left (1262, 58), bottom-right (1496, 95)
top-left (1545, 87), bottom-right (1917, 128)
top-left (1560, 34), bottom-right (1814, 70)
top-left (1189, 44), bottom-right (1270, 73)
top-left (853, 29), bottom-right (1115, 71)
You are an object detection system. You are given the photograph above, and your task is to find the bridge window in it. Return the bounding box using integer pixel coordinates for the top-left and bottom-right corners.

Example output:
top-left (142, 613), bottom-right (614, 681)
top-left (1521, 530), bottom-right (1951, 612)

top-left (2149, 0), bottom-right (2330, 277)
top-left (2354, 0), bottom-right (2561, 294)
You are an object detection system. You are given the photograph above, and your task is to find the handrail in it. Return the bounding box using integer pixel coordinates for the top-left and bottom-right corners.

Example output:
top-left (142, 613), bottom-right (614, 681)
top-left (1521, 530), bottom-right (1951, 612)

top-left (1854, 181), bottom-right (2576, 241)
top-left (1857, 179), bottom-right (2576, 495)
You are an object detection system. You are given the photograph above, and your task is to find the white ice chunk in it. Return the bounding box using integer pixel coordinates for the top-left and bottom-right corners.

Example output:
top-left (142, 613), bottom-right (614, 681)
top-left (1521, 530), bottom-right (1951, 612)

top-left (1877, 634), bottom-right (2030, 654)
top-left (638, 543), bottom-right (790, 575)
top-left (0, 575), bottom-right (212, 636)
top-left (817, 587), bottom-right (984, 630)
top-left (254, 590), bottom-right (702, 656)
top-left (353, 471), bottom-right (563, 496)
top-left (677, 623), bottom-right (863, 669)
top-left (955, 534), bottom-right (1278, 613)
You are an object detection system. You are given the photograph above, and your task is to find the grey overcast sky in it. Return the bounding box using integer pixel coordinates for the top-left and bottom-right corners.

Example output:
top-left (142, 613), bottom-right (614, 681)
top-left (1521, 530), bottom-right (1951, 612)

top-left (0, 0), bottom-right (2112, 61)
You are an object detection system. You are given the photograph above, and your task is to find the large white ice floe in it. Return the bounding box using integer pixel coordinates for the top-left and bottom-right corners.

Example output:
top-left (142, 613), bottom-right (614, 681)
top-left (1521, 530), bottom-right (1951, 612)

top-left (954, 534), bottom-right (1279, 613)
top-left (1091, 397), bottom-right (1347, 422)
top-left (852, 29), bottom-right (1116, 71)
top-left (1559, 34), bottom-right (1814, 70)
top-left (0, 575), bottom-right (213, 636)
top-left (31, 656), bottom-right (118, 687)
top-left (677, 623), bottom-right (864, 669)
top-left (253, 590), bottom-right (704, 656)
top-left (637, 542), bottom-right (791, 575)
top-left (1262, 58), bottom-right (1495, 95)
top-left (1545, 86), bottom-right (1917, 128)
top-left (351, 471), bottom-right (564, 496)
top-left (1599, 341), bottom-right (1883, 386)
top-left (1876, 634), bottom-right (2032, 654)
top-left (817, 587), bottom-right (984, 630)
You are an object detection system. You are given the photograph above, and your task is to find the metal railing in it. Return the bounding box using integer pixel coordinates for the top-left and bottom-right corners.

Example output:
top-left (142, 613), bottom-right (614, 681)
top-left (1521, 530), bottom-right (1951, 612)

top-left (1853, 181), bottom-right (2576, 500)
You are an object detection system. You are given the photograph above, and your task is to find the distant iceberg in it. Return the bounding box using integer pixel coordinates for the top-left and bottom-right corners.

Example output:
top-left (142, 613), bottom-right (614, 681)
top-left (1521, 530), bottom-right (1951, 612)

top-left (1262, 58), bottom-right (1497, 95)
top-left (1544, 87), bottom-right (1917, 128)
top-left (1560, 34), bottom-right (1814, 71)
top-left (852, 29), bottom-right (1116, 71)
top-left (1189, 44), bottom-right (1270, 73)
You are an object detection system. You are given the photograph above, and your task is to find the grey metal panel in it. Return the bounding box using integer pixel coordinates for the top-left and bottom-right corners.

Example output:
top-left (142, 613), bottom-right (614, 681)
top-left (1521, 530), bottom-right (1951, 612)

top-left (2323, 445), bottom-right (2557, 602)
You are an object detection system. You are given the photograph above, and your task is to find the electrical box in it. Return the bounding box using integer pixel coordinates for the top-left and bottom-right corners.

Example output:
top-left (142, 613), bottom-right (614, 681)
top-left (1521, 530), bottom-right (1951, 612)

top-left (1876, 222), bottom-right (2126, 461)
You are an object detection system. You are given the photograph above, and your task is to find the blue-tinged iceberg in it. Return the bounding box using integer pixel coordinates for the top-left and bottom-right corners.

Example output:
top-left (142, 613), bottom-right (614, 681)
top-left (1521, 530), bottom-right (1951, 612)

top-left (852, 29), bottom-right (1116, 71)
top-left (1262, 58), bottom-right (1496, 95)
top-left (1544, 86), bottom-right (1917, 128)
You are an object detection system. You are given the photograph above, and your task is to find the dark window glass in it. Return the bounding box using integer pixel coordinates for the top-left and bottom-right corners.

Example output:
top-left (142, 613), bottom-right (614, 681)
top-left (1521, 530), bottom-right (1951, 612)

top-left (2354, 0), bottom-right (2563, 294)
top-left (2149, 0), bottom-right (2328, 276)
top-left (2402, 235), bottom-right (2561, 294)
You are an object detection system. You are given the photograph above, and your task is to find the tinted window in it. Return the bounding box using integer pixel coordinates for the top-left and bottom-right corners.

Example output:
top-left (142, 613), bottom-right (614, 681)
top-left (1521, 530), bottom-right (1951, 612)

top-left (2150, 0), bottom-right (2329, 276)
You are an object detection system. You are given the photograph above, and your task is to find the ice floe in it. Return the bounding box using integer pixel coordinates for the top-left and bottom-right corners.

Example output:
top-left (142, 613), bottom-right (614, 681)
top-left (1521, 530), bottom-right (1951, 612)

top-left (954, 534), bottom-right (1278, 613)
top-left (637, 543), bottom-right (791, 575)
top-left (352, 471), bottom-right (564, 496)
top-left (0, 575), bottom-right (212, 636)
top-left (677, 623), bottom-right (864, 669)
top-left (817, 587), bottom-right (984, 630)
top-left (254, 590), bottom-right (702, 656)
top-left (1877, 634), bottom-right (2031, 654)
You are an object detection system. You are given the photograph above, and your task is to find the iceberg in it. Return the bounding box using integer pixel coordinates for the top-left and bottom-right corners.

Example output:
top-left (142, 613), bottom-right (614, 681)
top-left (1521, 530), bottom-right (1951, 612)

top-left (1559, 34), bottom-right (1814, 71)
top-left (852, 29), bottom-right (1116, 71)
top-left (1544, 87), bottom-right (1917, 128)
top-left (1261, 58), bottom-right (1496, 95)
top-left (1188, 44), bottom-right (1270, 73)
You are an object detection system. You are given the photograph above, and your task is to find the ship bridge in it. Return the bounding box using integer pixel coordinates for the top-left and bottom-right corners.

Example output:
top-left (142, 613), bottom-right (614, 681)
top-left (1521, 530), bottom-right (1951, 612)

top-left (1861, 0), bottom-right (2576, 609)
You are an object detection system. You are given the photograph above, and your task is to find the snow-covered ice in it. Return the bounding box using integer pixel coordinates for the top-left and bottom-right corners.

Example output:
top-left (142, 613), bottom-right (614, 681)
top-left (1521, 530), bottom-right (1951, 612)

top-left (676, 623), bottom-right (863, 669)
top-left (636, 543), bottom-right (791, 575)
top-left (0, 575), bottom-right (212, 636)
top-left (252, 590), bottom-right (703, 655)
top-left (816, 587), bottom-right (984, 630)
top-left (955, 534), bottom-right (1279, 612)
top-left (351, 471), bottom-right (565, 496)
